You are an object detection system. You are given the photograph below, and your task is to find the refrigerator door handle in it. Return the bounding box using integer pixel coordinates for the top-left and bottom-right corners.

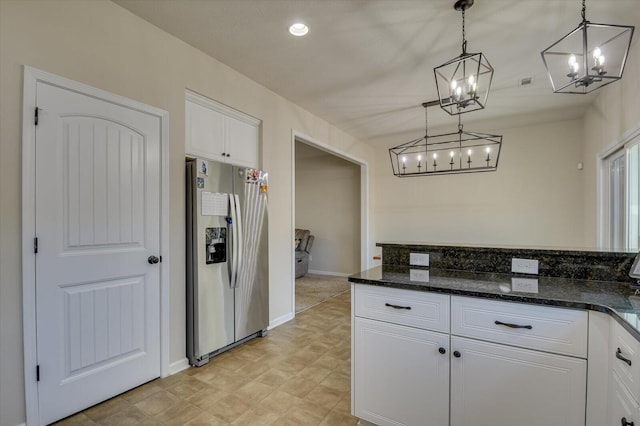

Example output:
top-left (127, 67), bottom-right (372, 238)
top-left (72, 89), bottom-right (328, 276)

top-left (233, 194), bottom-right (244, 288)
top-left (229, 193), bottom-right (238, 288)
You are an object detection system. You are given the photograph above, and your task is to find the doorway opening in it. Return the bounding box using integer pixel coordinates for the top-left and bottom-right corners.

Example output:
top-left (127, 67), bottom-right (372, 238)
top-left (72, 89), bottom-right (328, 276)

top-left (291, 132), bottom-right (368, 314)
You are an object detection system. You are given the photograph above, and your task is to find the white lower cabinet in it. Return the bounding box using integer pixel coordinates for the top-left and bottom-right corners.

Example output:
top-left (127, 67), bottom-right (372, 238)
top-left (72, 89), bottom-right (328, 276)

top-left (352, 285), bottom-right (591, 426)
top-left (449, 336), bottom-right (586, 426)
top-left (609, 369), bottom-right (640, 426)
top-left (354, 317), bottom-right (449, 426)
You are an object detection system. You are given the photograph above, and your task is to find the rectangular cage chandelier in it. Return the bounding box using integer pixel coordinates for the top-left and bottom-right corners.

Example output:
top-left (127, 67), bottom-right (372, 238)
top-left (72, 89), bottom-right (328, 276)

top-left (389, 101), bottom-right (502, 177)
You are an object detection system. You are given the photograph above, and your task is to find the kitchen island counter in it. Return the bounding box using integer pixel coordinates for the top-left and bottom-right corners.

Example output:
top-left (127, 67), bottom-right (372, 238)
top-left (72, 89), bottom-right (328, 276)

top-left (349, 265), bottom-right (640, 341)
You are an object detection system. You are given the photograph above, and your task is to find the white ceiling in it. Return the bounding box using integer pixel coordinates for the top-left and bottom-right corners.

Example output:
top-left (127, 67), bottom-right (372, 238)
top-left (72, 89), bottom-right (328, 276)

top-left (114, 0), bottom-right (639, 146)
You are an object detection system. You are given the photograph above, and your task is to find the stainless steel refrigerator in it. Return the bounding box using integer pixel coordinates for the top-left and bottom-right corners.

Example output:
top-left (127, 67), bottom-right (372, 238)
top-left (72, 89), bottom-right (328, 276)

top-left (186, 158), bottom-right (269, 367)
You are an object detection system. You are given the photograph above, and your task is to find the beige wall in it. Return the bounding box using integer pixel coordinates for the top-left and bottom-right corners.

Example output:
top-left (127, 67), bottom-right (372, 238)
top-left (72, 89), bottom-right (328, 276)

top-left (0, 1), bottom-right (374, 425)
top-left (373, 117), bottom-right (588, 249)
top-left (295, 142), bottom-right (361, 275)
top-left (582, 41), bottom-right (640, 248)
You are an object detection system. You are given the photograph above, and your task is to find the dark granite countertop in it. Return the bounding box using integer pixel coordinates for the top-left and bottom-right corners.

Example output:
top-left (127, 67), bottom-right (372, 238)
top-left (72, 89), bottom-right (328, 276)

top-left (348, 266), bottom-right (640, 341)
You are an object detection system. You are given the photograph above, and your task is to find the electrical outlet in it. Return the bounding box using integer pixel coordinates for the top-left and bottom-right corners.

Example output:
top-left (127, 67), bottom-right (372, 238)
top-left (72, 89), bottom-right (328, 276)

top-left (511, 277), bottom-right (539, 293)
top-left (511, 258), bottom-right (539, 275)
top-left (409, 269), bottom-right (430, 282)
top-left (409, 253), bottom-right (429, 266)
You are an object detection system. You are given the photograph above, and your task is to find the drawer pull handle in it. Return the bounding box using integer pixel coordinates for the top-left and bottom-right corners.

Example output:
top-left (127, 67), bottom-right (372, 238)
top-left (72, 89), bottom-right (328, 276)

top-left (616, 348), bottom-right (632, 366)
top-left (494, 320), bottom-right (532, 330)
top-left (621, 417), bottom-right (634, 426)
top-left (385, 303), bottom-right (411, 310)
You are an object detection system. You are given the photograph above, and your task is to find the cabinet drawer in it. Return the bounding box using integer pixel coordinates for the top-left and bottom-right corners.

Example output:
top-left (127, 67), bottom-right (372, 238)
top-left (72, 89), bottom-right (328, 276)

top-left (451, 296), bottom-right (588, 357)
top-left (354, 284), bottom-right (450, 333)
top-left (611, 319), bottom-right (640, 402)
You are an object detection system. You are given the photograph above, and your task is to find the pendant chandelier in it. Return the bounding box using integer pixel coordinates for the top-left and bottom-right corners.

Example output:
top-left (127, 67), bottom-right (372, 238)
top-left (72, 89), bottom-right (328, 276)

top-left (389, 101), bottom-right (502, 177)
top-left (541, 0), bottom-right (634, 94)
top-left (434, 0), bottom-right (494, 116)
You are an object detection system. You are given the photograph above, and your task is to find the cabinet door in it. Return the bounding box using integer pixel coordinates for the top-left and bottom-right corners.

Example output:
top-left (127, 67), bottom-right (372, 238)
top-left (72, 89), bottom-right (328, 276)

top-left (450, 336), bottom-right (586, 426)
top-left (354, 317), bottom-right (449, 426)
top-left (608, 369), bottom-right (640, 426)
top-left (225, 116), bottom-right (258, 168)
top-left (185, 100), bottom-right (226, 161)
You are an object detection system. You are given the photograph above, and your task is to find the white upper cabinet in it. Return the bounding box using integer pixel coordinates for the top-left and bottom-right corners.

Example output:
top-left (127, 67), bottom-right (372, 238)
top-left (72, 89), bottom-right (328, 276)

top-left (185, 91), bottom-right (259, 169)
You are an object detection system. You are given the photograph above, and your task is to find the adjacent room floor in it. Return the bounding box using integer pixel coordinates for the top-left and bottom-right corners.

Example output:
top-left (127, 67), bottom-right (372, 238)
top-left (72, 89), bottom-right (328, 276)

top-left (295, 274), bottom-right (350, 313)
top-left (54, 291), bottom-right (356, 425)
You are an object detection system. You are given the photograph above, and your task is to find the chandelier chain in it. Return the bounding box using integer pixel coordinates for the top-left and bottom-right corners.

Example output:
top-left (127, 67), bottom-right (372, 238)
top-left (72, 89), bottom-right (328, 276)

top-left (424, 104), bottom-right (429, 137)
top-left (461, 8), bottom-right (467, 54)
top-left (581, 0), bottom-right (586, 21)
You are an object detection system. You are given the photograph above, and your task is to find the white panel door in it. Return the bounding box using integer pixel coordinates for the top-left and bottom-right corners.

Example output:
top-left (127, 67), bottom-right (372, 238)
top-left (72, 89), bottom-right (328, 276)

top-left (450, 336), bottom-right (586, 426)
top-left (354, 317), bottom-right (449, 426)
top-left (35, 81), bottom-right (161, 424)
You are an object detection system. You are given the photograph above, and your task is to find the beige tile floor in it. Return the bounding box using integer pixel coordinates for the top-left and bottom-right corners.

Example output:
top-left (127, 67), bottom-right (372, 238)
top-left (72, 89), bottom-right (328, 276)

top-left (54, 291), bottom-right (357, 426)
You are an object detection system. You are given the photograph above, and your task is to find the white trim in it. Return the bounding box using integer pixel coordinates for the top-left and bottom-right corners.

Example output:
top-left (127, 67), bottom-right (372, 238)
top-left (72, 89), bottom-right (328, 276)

top-left (185, 90), bottom-right (260, 126)
top-left (307, 270), bottom-right (351, 277)
top-left (21, 66), bottom-right (170, 425)
top-left (269, 312), bottom-right (295, 330)
top-left (597, 122), bottom-right (640, 248)
top-left (291, 129), bottom-right (370, 320)
top-left (168, 358), bottom-right (190, 375)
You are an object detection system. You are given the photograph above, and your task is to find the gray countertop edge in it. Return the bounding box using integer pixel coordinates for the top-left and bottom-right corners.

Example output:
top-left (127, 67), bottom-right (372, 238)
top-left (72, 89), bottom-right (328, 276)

top-left (348, 275), bottom-right (640, 343)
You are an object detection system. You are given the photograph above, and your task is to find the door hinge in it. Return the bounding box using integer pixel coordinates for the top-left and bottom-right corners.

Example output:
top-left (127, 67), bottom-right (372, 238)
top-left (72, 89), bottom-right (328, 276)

top-left (36, 365), bottom-right (40, 382)
top-left (34, 237), bottom-right (38, 254)
top-left (34, 107), bottom-right (39, 126)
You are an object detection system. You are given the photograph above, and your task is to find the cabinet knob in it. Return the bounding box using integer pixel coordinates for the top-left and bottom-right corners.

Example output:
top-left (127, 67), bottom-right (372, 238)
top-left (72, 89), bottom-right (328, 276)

top-left (453, 351), bottom-right (461, 358)
top-left (439, 347), bottom-right (446, 355)
top-left (226, 154), bottom-right (230, 157)
top-left (221, 152), bottom-right (226, 156)
top-left (621, 417), bottom-right (634, 426)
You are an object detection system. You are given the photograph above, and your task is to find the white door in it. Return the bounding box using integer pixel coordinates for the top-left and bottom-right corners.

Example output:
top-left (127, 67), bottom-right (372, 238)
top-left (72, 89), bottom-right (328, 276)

top-left (34, 81), bottom-right (161, 424)
top-left (450, 336), bottom-right (586, 426)
top-left (354, 317), bottom-right (450, 426)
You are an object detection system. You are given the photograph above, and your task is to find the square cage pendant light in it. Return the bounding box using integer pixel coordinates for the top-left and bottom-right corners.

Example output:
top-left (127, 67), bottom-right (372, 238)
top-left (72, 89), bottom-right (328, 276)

top-left (389, 101), bottom-right (502, 177)
top-left (541, 0), bottom-right (634, 94)
top-left (434, 0), bottom-right (494, 116)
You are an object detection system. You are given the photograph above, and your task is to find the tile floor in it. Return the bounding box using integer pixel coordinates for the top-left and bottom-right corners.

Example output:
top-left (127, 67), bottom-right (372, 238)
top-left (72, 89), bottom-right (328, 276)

top-left (55, 291), bottom-right (357, 425)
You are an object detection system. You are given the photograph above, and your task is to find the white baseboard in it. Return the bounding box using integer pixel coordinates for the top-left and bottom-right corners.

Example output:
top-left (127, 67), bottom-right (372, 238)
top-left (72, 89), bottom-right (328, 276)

top-left (269, 311), bottom-right (294, 329)
top-left (308, 269), bottom-right (350, 277)
top-left (168, 358), bottom-right (190, 375)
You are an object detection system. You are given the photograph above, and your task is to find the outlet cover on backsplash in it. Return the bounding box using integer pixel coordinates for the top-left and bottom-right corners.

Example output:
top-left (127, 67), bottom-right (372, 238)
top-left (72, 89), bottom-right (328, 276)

top-left (410, 253), bottom-right (429, 266)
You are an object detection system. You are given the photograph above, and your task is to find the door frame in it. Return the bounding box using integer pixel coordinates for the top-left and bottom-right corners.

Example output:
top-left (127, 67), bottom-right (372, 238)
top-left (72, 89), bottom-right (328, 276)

top-left (597, 123), bottom-right (640, 249)
top-left (289, 129), bottom-right (370, 320)
top-left (21, 66), bottom-right (170, 425)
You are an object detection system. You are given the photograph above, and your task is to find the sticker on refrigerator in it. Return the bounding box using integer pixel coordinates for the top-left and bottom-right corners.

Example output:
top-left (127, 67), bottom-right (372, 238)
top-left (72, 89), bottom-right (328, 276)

top-left (202, 192), bottom-right (228, 216)
top-left (199, 159), bottom-right (209, 176)
top-left (196, 177), bottom-right (204, 189)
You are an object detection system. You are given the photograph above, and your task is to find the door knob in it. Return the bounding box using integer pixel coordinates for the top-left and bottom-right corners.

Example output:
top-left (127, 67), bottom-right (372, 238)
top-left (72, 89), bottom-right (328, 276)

top-left (148, 255), bottom-right (160, 264)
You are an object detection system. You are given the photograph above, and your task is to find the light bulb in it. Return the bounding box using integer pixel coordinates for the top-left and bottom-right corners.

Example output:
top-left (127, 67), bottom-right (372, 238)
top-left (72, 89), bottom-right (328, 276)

top-left (568, 55), bottom-right (577, 65)
top-left (451, 80), bottom-right (458, 90)
top-left (456, 86), bottom-right (462, 96)
top-left (450, 151), bottom-right (455, 158)
top-left (593, 47), bottom-right (601, 59)
top-left (433, 153), bottom-right (437, 159)
top-left (599, 55), bottom-right (605, 66)
top-left (468, 74), bottom-right (475, 85)
top-left (417, 155), bottom-right (422, 161)
top-left (402, 156), bottom-right (406, 163)
top-left (485, 147), bottom-right (491, 153)
top-left (467, 149), bottom-right (472, 156)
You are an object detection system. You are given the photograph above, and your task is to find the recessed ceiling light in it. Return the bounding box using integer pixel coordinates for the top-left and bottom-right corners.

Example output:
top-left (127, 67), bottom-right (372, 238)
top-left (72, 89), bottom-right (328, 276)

top-left (289, 23), bottom-right (309, 37)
